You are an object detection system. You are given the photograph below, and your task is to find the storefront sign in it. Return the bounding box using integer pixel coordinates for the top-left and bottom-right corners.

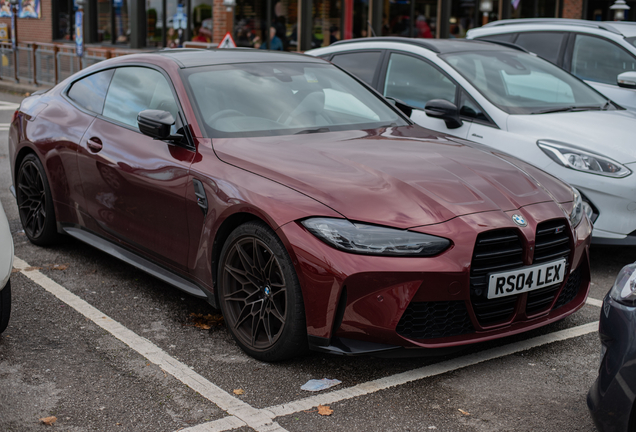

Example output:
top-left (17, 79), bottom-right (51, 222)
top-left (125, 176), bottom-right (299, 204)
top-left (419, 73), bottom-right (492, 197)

top-left (0, 0), bottom-right (41, 19)
top-left (75, 10), bottom-right (83, 57)
top-left (19, 0), bottom-right (40, 18)
top-left (0, 23), bottom-right (7, 41)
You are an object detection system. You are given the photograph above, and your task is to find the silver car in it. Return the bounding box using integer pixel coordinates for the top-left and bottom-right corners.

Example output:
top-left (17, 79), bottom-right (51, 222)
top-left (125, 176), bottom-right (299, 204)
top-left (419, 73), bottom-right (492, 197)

top-left (0, 201), bottom-right (13, 334)
top-left (467, 18), bottom-right (636, 110)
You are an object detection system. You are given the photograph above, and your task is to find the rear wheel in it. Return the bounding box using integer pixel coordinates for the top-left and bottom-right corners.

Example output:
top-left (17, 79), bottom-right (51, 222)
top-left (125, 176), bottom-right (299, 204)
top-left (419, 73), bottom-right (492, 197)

top-left (16, 154), bottom-right (59, 246)
top-left (218, 221), bottom-right (307, 361)
top-left (0, 281), bottom-right (11, 334)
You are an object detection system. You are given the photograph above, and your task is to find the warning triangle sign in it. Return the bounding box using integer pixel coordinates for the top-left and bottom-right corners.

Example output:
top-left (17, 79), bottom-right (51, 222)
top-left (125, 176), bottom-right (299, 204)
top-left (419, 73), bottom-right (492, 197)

top-left (218, 32), bottom-right (237, 49)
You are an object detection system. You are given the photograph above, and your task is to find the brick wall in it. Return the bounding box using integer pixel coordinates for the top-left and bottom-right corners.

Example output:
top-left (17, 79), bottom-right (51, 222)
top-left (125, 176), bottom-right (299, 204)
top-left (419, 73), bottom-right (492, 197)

top-left (212, 0), bottom-right (233, 44)
top-left (562, 0), bottom-right (583, 19)
top-left (0, 1), bottom-right (53, 43)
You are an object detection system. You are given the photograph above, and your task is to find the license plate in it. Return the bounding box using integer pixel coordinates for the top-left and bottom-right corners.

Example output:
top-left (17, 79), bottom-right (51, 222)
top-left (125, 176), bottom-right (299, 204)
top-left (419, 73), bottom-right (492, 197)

top-left (487, 258), bottom-right (567, 299)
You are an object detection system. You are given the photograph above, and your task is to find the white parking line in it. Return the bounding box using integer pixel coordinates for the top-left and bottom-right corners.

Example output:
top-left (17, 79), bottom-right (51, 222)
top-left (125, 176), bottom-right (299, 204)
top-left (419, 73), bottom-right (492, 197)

top-left (183, 320), bottom-right (600, 432)
top-left (13, 254), bottom-right (603, 432)
top-left (11, 257), bottom-right (288, 432)
top-left (586, 297), bottom-right (604, 308)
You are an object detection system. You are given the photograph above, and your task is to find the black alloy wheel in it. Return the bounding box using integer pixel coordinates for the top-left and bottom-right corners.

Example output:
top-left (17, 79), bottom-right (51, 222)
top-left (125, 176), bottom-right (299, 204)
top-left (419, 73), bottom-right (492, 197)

top-left (218, 221), bottom-right (307, 361)
top-left (0, 281), bottom-right (10, 334)
top-left (16, 154), bottom-right (58, 246)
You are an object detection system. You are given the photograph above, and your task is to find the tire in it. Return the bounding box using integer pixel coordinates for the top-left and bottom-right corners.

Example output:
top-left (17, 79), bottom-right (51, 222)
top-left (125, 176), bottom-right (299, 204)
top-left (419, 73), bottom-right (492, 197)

top-left (218, 221), bottom-right (307, 361)
top-left (0, 281), bottom-right (11, 334)
top-left (16, 154), bottom-right (59, 246)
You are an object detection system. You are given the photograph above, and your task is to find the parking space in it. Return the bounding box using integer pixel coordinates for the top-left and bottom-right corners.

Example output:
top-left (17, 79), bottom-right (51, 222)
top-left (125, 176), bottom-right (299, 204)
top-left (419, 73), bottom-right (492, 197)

top-left (1, 91), bottom-right (634, 432)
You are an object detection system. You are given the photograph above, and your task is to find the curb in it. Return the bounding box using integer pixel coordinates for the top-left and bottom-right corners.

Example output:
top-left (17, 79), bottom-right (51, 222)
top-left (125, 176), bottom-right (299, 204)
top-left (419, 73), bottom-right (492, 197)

top-left (0, 79), bottom-right (51, 96)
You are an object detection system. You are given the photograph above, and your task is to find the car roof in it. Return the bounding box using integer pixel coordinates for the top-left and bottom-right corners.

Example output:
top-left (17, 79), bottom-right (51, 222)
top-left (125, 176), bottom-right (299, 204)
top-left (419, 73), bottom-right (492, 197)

top-left (329, 37), bottom-right (520, 54)
top-left (480, 18), bottom-right (636, 37)
top-left (149, 48), bottom-right (326, 68)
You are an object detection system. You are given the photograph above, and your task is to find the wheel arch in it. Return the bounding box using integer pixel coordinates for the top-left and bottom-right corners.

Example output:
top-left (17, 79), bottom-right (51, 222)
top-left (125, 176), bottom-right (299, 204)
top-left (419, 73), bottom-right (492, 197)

top-left (210, 211), bottom-right (264, 306)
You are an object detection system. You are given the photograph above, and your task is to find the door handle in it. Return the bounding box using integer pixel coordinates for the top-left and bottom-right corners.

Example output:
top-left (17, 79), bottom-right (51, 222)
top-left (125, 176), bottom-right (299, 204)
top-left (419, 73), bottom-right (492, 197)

top-left (87, 137), bottom-right (103, 153)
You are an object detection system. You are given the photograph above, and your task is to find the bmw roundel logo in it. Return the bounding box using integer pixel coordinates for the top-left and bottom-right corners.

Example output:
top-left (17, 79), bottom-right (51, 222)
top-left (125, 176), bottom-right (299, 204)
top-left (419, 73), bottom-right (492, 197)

top-left (512, 214), bottom-right (527, 227)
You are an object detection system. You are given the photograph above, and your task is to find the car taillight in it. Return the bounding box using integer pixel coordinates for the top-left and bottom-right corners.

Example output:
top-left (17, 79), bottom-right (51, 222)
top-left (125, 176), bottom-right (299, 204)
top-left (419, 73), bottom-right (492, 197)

top-left (11, 109), bottom-right (18, 123)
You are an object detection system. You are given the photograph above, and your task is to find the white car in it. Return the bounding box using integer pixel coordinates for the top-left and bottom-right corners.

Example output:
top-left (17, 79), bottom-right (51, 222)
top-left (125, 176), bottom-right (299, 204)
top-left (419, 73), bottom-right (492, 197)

top-left (308, 38), bottom-right (636, 245)
top-left (0, 200), bottom-right (13, 334)
top-left (466, 19), bottom-right (636, 111)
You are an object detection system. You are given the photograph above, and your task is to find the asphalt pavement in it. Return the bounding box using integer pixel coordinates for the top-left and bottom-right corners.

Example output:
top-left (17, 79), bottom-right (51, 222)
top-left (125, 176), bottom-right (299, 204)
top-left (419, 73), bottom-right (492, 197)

top-left (1, 89), bottom-right (634, 432)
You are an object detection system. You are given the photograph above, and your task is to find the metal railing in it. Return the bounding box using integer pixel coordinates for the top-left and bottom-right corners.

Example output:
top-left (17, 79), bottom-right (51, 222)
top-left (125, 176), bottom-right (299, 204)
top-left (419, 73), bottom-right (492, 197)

top-left (0, 42), bottom-right (153, 87)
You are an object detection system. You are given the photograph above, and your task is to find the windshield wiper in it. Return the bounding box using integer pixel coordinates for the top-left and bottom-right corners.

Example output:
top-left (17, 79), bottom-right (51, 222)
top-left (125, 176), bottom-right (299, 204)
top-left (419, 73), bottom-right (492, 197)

top-left (532, 104), bottom-right (606, 114)
top-left (294, 127), bottom-right (330, 135)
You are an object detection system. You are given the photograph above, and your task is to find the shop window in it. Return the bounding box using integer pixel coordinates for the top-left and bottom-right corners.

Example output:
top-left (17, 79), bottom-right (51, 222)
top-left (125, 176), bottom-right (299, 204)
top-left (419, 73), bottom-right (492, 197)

top-left (55, 0), bottom-right (75, 41)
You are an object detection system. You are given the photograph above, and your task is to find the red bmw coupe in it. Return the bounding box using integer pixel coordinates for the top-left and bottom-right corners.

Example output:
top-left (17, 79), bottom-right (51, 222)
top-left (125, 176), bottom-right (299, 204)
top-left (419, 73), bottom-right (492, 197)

top-left (9, 49), bottom-right (591, 361)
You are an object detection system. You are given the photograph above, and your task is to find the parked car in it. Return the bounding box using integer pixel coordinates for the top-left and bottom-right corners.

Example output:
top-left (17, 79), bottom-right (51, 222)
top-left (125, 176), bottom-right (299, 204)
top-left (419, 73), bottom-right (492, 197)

top-left (0, 200), bottom-right (13, 334)
top-left (9, 49), bottom-right (592, 361)
top-left (466, 18), bottom-right (636, 110)
top-left (588, 262), bottom-right (636, 432)
top-left (308, 38), bottom-right (636, 246)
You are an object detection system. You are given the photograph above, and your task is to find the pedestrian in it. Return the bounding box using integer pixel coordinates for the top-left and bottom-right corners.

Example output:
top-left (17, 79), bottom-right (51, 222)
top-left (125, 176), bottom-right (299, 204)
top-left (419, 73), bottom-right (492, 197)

top-left (254, 27), bottom-right (283, 50)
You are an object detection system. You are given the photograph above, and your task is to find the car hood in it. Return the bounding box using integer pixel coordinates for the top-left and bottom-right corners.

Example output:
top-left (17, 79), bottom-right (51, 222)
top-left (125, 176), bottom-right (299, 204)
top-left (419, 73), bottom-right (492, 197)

top-left (213, 126), bottom-right (571, 229)
top-left (507, 110), bottom-right (636, 164)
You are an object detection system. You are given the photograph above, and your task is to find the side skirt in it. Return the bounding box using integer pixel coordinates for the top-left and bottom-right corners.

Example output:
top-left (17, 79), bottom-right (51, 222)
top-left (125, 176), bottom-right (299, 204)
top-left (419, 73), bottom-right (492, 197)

top-left (62, 226), bottom-right (215, 306)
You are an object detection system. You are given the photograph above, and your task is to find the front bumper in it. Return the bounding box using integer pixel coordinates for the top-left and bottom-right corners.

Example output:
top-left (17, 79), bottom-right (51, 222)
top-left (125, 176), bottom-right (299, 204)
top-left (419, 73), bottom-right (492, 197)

top-left (278, 200), bottom-right (592, 354)
top-left (587, 295), bottom-right (636, 432)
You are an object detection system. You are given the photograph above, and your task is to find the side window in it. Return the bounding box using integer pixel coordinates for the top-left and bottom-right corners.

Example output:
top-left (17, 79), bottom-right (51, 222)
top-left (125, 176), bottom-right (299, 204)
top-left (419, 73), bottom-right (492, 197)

top-left (67, 69), bottom-right (114, 114)
top-left (459, 91), bottom-right (489, 123)
top-left (475, 33), bottom-right (516, 43)
top-left (102, 67), bottom-right (178, 130)
top-left (571, 34), bottom-right (636, 85)
top-left (331, 51), bottom-right (382, 85)
top-left (384, 53), bottom-right (456, 110)
top-left (515, 32), bottom-right (565, 64)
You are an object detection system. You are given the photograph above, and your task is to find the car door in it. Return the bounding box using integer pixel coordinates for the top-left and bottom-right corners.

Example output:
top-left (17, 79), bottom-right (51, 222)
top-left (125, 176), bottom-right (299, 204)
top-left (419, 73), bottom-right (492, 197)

top-left (379, 51), bottom-right (471, 139)
top-left (39, 69), bottom-right (114, 221)
top-left (378, 52), bottom-right (476, 138)
top-left (76, 66), bottom-right (195, 271)
top-left (566, 33), bottom-right (636, 110)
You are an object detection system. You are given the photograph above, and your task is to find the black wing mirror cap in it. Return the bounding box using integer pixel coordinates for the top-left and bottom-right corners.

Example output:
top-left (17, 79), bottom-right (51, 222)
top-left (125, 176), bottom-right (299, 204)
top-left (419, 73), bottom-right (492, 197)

top-left (424, 99), bottom-right (463, 129)
top-left (386, 97), bottom-right (413, 118)
top-left (137, 110), bottom-right (175, 140)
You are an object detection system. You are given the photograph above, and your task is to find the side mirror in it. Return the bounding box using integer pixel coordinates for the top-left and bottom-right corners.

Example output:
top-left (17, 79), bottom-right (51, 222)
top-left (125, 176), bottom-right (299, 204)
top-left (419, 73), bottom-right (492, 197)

top-left (424, 99), bottom-right (462, 129)
top-left (137, 110), bottom-right (175, 140)
top-left (386, 97), bottom-right (413, 118)
top-left (617, 71), bottom-right (636, 89)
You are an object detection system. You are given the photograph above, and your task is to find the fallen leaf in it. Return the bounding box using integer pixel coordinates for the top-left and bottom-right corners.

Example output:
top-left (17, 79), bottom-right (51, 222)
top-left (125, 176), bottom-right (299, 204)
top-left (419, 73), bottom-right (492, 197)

top-left (317, 405), bottom-right (333, 416)
top-left (189, 313), bottom-right (224, 329)
top-left (11, 268), bottom-right (20, 273)
top-left (458, 409), bottom-right (470, 416)
top-left (24, 266), bottom-right (42, 272)
top-left (47, 263), bottom-right (69, 271)
top-left (233, 389), bottom-right (244, 395)
top-left (40, 416), bottom-right (57, 425)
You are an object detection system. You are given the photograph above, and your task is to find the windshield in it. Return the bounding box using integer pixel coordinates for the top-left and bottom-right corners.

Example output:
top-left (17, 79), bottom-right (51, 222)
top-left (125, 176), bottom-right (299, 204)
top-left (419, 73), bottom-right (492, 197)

top-left (182, 62), bottom-right (407, 137)
top-left (441, 51), bottom-right (610, 115)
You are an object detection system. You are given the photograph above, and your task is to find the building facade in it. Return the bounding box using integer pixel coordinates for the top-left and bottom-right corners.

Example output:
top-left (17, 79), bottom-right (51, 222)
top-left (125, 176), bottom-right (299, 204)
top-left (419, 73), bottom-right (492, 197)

top-left (5, 0), bottom-right (628, 52)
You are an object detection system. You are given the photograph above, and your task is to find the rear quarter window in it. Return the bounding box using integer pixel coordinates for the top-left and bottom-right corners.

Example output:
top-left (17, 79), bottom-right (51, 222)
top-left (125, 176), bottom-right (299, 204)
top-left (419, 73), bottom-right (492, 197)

top-left (67, 69), bottom-right (115, 114)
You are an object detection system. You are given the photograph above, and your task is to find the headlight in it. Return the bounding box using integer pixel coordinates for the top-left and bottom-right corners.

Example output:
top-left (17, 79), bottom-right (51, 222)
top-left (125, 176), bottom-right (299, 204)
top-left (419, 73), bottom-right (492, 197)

top-left (609, 262), bottom-right (636, 306)
top-left (538, 140), bottom-right (631, 178)
top-left (568, 187), bottom-right (584, 227)
top-left (301, 218), bottom-right (451, 256)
